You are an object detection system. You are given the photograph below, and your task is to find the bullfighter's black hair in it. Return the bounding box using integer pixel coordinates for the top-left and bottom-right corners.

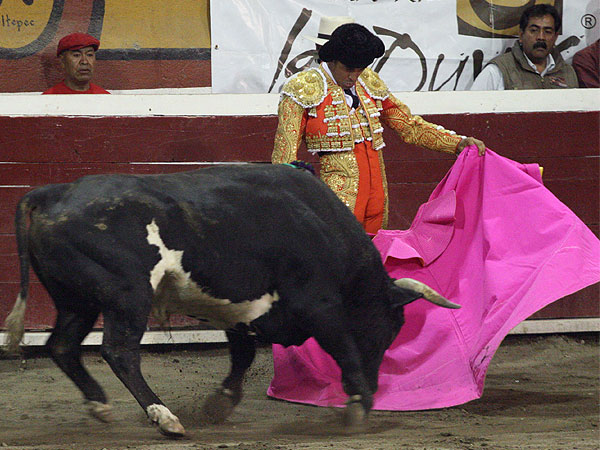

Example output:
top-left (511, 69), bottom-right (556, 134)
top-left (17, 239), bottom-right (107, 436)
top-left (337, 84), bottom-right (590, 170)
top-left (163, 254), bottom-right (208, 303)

top-left (318, 23), bottom-right (384, 69)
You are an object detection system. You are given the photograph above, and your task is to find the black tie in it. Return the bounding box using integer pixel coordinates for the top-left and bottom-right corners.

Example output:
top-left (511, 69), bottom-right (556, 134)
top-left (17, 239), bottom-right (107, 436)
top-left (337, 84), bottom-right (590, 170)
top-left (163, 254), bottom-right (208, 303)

top-left (344, 88), bottom-right (360, 109)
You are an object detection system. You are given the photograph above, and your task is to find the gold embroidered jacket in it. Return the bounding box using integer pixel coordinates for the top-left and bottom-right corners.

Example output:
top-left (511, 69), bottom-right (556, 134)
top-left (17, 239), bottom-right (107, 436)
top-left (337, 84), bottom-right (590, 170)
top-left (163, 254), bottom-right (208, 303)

top-left (272, 65), bottom-right (462, 226)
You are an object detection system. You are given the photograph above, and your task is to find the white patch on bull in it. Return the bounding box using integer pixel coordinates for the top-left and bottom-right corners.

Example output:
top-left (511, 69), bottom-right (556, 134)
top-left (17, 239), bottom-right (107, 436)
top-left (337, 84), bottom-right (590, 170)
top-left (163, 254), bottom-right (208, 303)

top-left (146, 219), bottom-right (278, 330)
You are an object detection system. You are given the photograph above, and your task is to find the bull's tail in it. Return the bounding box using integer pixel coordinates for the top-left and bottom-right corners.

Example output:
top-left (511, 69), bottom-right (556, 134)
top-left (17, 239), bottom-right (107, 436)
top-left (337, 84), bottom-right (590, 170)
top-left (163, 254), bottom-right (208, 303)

top-left (4, 197), bottom-right (33, 353)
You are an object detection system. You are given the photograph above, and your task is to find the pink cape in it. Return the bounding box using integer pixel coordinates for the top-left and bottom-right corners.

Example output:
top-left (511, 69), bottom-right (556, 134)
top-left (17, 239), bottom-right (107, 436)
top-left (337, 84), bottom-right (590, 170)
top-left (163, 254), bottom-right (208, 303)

top-left (267, 147), bottom-right (600, 410)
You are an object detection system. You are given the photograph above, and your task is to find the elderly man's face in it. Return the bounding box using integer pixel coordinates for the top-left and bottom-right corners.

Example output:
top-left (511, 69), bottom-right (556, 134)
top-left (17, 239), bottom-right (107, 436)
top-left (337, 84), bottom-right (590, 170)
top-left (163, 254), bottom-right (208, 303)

top-left (327, 61), bottom-right (365, 89)
top-left (60, 46), bottom-right (96, 88)
top-left (519, 14), bottom-right (558, 64)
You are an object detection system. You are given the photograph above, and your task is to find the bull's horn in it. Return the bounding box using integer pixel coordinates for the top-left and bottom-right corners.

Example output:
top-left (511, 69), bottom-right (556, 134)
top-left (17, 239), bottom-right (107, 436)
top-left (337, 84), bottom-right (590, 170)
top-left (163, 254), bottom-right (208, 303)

top-left (394, 278), bottom-right (461, 309)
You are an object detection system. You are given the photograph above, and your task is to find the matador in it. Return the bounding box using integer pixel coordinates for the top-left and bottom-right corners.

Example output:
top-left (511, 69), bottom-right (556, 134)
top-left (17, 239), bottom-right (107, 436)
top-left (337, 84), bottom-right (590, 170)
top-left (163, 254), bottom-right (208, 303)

top-left (272, 23), bottom-right (484, 233)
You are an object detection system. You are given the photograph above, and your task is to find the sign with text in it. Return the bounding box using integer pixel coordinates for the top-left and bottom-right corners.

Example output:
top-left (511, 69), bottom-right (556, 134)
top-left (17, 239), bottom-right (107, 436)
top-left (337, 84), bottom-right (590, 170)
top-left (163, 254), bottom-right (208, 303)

top-left (457, 0), bottom-right (564, 38)
top-left (0, 0), bottom-right (210, 60)
top-left (211, 0), bottom-right (598, 93)
top-left (0, 0), bottom-right (212, 92)
top-left (0, 0), bottom-right (63, 58)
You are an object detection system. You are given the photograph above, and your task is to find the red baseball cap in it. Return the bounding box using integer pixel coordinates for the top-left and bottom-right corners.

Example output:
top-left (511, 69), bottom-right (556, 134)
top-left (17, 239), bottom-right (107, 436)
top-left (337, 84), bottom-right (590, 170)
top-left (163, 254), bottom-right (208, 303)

top-left (57, 33), bottom-right (100, 56)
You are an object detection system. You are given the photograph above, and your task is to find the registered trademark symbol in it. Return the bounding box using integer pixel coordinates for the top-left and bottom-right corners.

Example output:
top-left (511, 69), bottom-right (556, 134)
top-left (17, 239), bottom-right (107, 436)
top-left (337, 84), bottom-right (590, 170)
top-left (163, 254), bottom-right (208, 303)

top-left (581, 14), bottom-right (597, 29)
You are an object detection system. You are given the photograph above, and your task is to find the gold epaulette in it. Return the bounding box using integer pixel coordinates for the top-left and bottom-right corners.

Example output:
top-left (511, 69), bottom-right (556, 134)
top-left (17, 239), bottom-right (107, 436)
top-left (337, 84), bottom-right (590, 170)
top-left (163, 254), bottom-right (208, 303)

top-left (359, 68), bottom-right (389, 100)
top-left (281, 68), bottom-right (327, 109)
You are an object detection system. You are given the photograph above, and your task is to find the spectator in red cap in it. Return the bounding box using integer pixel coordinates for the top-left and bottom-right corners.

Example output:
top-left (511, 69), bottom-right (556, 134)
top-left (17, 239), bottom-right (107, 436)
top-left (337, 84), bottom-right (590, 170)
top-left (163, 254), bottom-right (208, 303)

top-left (43, 32), bottom-right (110, 94)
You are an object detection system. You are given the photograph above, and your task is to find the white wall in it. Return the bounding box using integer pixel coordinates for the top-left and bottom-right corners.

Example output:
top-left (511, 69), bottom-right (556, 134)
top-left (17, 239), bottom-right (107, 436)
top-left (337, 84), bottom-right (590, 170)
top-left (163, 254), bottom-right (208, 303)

top-left (0, 89), bottom-right (598, 117)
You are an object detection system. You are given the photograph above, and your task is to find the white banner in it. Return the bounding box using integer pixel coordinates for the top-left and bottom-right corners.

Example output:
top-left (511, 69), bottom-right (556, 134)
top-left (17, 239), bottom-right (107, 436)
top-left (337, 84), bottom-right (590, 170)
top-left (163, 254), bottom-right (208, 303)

top-left (211, 0), bottom-right (599, 93)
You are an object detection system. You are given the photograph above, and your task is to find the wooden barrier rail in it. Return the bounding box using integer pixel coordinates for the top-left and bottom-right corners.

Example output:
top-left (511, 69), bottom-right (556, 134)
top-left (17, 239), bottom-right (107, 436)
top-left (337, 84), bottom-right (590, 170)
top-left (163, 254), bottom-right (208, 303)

top-left (1, 90), bottom-right (598, 334)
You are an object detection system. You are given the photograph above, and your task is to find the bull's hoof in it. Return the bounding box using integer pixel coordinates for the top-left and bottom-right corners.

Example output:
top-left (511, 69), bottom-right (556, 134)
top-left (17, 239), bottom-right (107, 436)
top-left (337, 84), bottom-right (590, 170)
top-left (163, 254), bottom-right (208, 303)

top-left (157, 418), bottom-right (186, 437)
top-left (342, 400), bottom-right (367, 429)
top-left (86, 401), bottom-right (113, 423)
top-left (147, 404), bottom-right (186, 438)
top-left (202, 388), bottom-right (237, 424)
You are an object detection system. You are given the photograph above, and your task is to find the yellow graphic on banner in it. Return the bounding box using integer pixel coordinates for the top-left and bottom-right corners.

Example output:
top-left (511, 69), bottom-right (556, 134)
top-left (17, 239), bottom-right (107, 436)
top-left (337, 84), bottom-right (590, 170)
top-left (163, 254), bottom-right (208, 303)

top-left (100, 0), bottom-right (210, 49)
top-left (0, 0), bottom-right (55, 48)
top-left (457, 0), bottom-right (560, 38)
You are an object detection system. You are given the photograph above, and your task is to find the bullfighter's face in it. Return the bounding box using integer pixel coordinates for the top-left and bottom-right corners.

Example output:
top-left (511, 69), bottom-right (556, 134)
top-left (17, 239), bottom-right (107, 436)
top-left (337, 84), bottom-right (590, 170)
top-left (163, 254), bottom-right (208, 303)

top-left (327, 61), bottom-right (365, 90)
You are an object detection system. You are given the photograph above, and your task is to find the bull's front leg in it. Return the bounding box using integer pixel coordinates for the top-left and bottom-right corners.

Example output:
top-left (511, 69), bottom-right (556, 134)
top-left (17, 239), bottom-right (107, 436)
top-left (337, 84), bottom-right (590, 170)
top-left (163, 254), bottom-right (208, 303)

top-left (297, 301), bottom-right (373, 428)
top-left (202, 329), bottom-right (256, 423)
top-left (315, 332), bottom-right (372, 428)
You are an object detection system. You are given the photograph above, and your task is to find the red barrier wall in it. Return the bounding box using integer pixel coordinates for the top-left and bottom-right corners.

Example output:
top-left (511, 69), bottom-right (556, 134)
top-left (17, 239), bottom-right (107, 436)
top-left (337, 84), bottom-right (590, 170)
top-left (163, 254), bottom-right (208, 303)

top-left (0, 110), bottom-right (598, 330)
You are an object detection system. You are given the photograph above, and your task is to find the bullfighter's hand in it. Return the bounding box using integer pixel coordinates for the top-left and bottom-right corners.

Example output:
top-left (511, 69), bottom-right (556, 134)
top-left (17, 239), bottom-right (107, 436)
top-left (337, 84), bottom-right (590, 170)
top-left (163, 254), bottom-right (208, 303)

top-left (457, 137), bottom-right (486, 156)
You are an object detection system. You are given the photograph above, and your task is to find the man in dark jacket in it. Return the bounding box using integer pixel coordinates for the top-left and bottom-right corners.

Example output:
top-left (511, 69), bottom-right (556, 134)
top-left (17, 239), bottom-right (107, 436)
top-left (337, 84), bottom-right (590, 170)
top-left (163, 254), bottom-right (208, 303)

top-left (572, 39), bottom-right (599, 88)
top-left (470, 4), bottom-right (578, 90)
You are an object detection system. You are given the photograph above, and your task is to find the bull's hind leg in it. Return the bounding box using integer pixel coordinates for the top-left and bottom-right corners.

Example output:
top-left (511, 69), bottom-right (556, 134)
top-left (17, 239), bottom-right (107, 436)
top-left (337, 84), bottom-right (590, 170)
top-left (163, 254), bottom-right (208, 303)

top-left (203, 330), bottom-right (255, 423)
top-left (101, 303), bottom-right (185, 437)
top-left (47, 307), bottom-right (113, 422)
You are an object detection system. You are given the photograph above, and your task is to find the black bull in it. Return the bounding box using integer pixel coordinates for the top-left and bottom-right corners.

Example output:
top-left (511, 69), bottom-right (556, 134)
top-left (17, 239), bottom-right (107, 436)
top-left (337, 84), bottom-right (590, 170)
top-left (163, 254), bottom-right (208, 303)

top-left (3, 164), bottom-right (459, 437)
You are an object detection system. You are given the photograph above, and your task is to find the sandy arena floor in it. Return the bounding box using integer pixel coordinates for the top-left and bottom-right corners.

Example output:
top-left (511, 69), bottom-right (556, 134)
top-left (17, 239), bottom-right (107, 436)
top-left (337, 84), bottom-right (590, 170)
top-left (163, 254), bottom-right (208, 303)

top-left (0, 333), bottom-right (598, 450)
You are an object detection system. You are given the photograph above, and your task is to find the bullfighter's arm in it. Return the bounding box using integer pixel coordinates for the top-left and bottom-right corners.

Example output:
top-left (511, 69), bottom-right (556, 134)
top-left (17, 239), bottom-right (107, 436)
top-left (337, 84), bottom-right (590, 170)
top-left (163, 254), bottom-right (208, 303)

top-left (272, 96), bottom-right (308, 164)
top-left (381, 93), bottom-right (486, 156)
top-left (379, 93), bottom-right (462, 155)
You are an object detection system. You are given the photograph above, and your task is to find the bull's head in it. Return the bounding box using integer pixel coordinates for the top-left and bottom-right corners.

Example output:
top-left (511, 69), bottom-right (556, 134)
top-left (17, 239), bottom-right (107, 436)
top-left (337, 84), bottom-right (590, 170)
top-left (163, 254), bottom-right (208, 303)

top-left (386, 278), bottom-right (460, 343)
top-left (350, 278), bottom-right (460, 399)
